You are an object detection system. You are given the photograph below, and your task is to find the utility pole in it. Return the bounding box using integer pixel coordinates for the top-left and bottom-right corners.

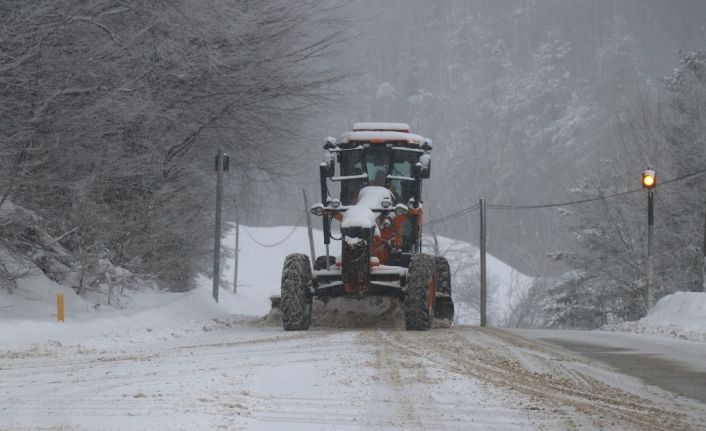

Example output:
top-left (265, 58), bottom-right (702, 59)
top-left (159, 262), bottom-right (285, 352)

top-left (213, 149), bottom-right (229, 303)
top-left (233, 210), bottom-right (239, 294)
top-left (303, 189), bottom-right (316, 269)
top-left (702, 200), bottom-right (706, 292)
top-left (479, 198), bottom-right (487, 328)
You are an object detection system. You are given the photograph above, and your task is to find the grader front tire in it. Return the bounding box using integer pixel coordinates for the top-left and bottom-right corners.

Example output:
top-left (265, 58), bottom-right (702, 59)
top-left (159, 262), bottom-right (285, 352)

top-left (405, 254), bottom-right (436, 331)
top-left (281, 254), bottom-right (313, 331)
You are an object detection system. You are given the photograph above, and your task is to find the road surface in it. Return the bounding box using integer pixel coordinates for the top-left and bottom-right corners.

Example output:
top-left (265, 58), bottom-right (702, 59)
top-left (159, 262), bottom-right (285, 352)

top-left (512, 328), bottom-right (706, 405)
top-left (1, 320), bottom-right (705, 430)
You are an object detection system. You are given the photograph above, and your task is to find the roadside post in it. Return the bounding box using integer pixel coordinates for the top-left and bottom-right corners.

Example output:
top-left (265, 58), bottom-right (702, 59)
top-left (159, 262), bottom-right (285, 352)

top-left (57, 293), bottom-right (64, 322)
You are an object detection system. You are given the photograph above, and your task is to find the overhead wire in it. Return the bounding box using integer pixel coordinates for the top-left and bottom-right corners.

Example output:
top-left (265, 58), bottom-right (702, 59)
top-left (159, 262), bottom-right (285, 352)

top-left (422, 167), bottom-right (706, 224)
top-left (488, 188), bottom-right (640, 210)
top-left (425, 204), bottom-right (480, 226)
top-left (236, 167), bottom-right (706, 234)
top-left (242, 213), bottom-right (306, 248)
top-left (488, 167), bottom-right (706, 210)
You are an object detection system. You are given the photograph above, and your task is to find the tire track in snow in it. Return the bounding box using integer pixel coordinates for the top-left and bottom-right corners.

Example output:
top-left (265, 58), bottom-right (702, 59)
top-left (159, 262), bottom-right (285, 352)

top-left (383, 327), bottom-right (703, 430)
top-left (356, 329), bottom-right (552, 430)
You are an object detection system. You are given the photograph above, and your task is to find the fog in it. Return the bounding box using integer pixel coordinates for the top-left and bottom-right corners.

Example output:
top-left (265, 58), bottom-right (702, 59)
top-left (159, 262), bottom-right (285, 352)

top-left (252, 0), bottom-right (706, 283)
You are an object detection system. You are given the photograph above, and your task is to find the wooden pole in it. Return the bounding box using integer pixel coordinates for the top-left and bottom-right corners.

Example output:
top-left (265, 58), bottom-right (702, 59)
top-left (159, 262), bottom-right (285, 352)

top-left (234, 211), bottom-right (239, 294)
top-left (479, 198), bottom-right (487, 328)
top-left (702, 199), bottom-right (706, 292)
top-left (213, 149), bottom-right (224, 303)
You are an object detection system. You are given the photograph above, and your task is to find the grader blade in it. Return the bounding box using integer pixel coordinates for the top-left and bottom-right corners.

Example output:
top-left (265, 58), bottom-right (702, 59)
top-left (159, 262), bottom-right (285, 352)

top-left (433, 295), bottom-right (454, 323)
top-left (267, 295), bottom-right (282, 321)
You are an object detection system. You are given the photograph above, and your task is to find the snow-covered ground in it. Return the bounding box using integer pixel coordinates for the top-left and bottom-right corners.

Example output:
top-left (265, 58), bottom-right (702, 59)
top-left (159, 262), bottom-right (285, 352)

top-left (2, 225), bottom-right (706, 430)
top-left (3, 320), bottom-right (706, 430)
top-left (602, 291), bottom-right (706, 342)
top-left (0, 224), bottom-right (527, 347)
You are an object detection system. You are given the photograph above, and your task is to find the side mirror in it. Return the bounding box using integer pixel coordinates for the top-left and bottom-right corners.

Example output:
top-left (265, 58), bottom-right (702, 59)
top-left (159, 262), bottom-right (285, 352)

top-left (416, 152), bottom-right (431, 179)
top-left (324, 136), bottom-right (336, 150)
top-left (322, 137), bottom-right (336, 178)
top-left (322, 151), bottom-right (335, 178)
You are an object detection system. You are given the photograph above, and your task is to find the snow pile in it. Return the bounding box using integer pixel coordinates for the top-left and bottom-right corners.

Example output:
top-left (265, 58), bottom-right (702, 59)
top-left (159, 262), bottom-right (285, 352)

top-left (423, 235), bottom-right (534, 326)
top-left (602, 292), bottom-right (706, 342)
top-left (0, 255), bottom-right (94, 319)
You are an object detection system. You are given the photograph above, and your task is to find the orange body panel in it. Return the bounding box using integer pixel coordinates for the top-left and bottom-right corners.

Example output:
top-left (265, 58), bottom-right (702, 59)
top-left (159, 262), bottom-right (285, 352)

top-left (331, 207), bottom-right (423, 267)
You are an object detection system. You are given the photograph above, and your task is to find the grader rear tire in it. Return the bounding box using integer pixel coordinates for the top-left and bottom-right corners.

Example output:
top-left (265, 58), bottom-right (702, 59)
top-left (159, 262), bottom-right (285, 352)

top-left (433, 256), bottom-right (455, 322)
top-left (405, 254), bottom-right (435, 331)
top-left (281, 254), bottom-right (313, 331)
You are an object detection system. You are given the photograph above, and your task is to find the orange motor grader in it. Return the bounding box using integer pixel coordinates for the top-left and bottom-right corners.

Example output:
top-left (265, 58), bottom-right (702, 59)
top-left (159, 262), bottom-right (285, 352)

top-left (278, 122), bottom-right (454, 331)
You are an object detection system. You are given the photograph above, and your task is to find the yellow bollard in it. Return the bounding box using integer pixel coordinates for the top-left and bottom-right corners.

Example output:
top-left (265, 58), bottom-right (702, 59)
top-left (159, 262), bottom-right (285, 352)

top-left (57, 293), bottom-right (64, 322)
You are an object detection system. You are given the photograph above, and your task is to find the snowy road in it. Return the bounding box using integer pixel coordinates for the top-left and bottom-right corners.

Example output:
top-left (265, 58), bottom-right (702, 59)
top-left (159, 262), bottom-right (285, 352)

top-left (511, 328), bottom-right (706, 405)
top-left (2, 321), bottom-right (705, 430)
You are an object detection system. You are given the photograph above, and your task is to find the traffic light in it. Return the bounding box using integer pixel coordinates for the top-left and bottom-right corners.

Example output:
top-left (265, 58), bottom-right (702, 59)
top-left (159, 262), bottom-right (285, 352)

top-left (642, 169), bottom-right (656, 189)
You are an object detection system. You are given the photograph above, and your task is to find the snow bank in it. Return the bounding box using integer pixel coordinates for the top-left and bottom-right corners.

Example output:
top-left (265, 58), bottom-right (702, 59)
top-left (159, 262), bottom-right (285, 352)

top-left (0, 223), bottom-right (531, 348)
top-left (602, 292), bottom-right (706, 342)
top-left (422, 235), bottom-right (533, 326)
top-left (0, 259), bottom-right (94, 319)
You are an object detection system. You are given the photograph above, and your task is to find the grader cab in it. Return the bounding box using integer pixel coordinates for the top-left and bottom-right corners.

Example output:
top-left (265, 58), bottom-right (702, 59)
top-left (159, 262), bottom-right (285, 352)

top-left (278, 122), bottom-right (454, 331)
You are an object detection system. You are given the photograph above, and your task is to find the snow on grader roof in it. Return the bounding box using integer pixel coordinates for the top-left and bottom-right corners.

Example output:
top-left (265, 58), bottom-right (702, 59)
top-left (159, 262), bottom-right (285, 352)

top-left (353, 122), bottom-right (410, 132)
top-left (342, 122), bottom-right (431, 146)
top-left (339, 130), bottom-right (427, 146)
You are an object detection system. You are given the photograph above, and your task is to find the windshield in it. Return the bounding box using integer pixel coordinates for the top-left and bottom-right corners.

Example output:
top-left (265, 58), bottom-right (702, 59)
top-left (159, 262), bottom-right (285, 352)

top-left (389, 150), bottom-right (418, 203)
top-left (365, 146), bottom-right (389, 186)
top-left (338, 146), bottom-right (419, 204)
top-left (339, 150), bottom-right (366, 205)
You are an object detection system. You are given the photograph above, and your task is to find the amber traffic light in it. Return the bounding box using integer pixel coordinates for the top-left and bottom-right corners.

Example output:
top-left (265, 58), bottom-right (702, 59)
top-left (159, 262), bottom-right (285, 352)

top-left (642, 169), bottom-right (656, 189)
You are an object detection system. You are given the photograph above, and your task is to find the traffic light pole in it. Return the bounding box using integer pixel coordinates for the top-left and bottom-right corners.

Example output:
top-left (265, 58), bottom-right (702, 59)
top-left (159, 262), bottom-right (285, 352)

top-left (647, 189), bottom-right (655, 309)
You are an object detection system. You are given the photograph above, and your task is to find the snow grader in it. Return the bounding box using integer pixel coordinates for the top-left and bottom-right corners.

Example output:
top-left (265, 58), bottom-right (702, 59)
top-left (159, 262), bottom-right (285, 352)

top-left (275, 122), bottom-right (454, 331)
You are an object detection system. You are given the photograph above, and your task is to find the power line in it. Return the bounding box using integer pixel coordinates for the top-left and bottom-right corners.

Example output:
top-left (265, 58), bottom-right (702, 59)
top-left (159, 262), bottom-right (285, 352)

top-left (488, 188), bottom-right (639, 210)
top-left (488, 167), bottom-right (706, 210)
top-left (236, 167), bottom-right (705, 231)
top-left (241, 214), bottom-right (305, 248)
top-left (425, 204), bottom-right (480, 226)
top-left (422, 167), bottom-right (706, 224)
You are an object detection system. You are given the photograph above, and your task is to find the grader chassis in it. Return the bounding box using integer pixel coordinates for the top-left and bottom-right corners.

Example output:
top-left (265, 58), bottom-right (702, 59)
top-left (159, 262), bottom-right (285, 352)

top-left (276, 122), bottom-right (454, 331)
